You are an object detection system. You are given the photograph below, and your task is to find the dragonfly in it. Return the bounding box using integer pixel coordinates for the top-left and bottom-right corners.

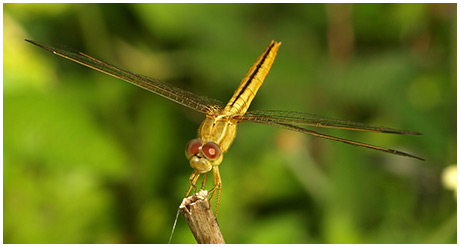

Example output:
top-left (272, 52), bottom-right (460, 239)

top-left (26, 39), bottom-right (423, 214)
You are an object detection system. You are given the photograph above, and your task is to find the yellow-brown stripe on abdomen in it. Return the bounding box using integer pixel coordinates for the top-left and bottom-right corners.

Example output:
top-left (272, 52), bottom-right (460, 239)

top-left (223, 41), bottom-right (281, 116)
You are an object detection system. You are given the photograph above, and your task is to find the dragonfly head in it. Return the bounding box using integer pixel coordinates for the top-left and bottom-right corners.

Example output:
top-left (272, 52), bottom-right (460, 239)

top-left (185, 138), bottom-right (223, 173)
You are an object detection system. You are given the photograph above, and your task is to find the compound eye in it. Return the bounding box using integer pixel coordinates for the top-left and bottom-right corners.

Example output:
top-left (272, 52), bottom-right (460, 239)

top-left (186, 139), bottom-right (202, 156)
top-left (202, 142), bottom-right (222, 160)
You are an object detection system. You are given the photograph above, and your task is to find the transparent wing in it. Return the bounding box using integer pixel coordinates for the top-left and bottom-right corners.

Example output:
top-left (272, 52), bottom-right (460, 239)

top-left (25, 39), bottom-right (223, 114)
top-left (236, 110), bottom-right (424, 160)
top-left (238, 110), bottom-right (422, 135)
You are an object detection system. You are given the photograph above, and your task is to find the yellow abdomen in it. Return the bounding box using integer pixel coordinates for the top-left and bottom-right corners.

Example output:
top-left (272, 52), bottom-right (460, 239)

top-left (198, 41), bottom-right (281, 160)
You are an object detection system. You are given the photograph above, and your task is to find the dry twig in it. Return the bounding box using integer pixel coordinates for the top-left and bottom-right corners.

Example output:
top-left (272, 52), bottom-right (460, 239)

top-left (180, 190), bottom-right (225, 244)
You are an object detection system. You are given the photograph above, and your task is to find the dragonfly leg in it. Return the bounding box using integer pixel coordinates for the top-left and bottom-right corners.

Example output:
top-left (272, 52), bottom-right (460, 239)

top-left (208, 166), bottom-right (222, 216)
top-left (186, 170), bottom-right (200, 197)
top-left (201, 172), bottom-right (208, 190)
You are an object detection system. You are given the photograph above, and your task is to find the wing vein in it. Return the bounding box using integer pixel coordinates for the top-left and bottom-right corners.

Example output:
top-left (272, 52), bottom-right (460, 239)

top-left (239, 110), bottom-right (422, 135)
top-left (25, 39), bottom-right (223, 114)
top-left (239, 117), bottom-right (424, 160)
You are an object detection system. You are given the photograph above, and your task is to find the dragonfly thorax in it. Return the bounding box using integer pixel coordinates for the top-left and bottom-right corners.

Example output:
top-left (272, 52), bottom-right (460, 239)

top-left (198, 115), bottom-right (238, 154)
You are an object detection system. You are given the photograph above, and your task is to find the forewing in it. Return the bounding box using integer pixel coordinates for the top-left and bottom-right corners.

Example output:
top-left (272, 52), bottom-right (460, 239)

top-left (25, 39), bottom-right (223, 114)
top-left (238, 116), bottom-right (424, 160)
top-left (237, 110), bottom-right (422, 135)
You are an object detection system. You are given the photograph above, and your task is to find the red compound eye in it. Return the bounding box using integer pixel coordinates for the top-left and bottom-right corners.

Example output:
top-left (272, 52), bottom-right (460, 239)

top-left (186, 139), bottom-right (202, 156)
top-left (202, 142), bottom-right (222, 160)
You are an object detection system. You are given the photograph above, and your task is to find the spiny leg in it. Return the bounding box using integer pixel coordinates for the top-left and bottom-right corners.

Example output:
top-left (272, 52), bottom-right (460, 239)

top-left (201, 172), bottom-right (208, 190)
top-left (209, 166), bottom-right (222, 216)
top-left (209, 189), bottom-right (222, 216)
top-left (186, 170), bottom-right (200, 197)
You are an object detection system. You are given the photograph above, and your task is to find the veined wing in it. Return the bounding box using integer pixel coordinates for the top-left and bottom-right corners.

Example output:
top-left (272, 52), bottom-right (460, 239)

top-left (237, 110), bottom-right (422, 135)
top-left (25, 39), bottom-right (223, 114)
top-left (236, 110), bottom-right (424, 160)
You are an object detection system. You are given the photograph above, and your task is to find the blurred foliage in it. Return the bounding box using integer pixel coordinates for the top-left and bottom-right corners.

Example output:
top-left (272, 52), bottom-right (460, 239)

top-left (4, 3), bottom-right (456, 244)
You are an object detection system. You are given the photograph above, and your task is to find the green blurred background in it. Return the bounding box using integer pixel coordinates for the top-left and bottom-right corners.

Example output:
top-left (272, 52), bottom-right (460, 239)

top-left (4, 3), bottom-right (456, 244)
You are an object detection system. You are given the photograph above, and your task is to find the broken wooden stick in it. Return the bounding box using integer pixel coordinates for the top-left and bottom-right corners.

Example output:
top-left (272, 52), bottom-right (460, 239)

top-left (179, 190), bottom-right (225, 244)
